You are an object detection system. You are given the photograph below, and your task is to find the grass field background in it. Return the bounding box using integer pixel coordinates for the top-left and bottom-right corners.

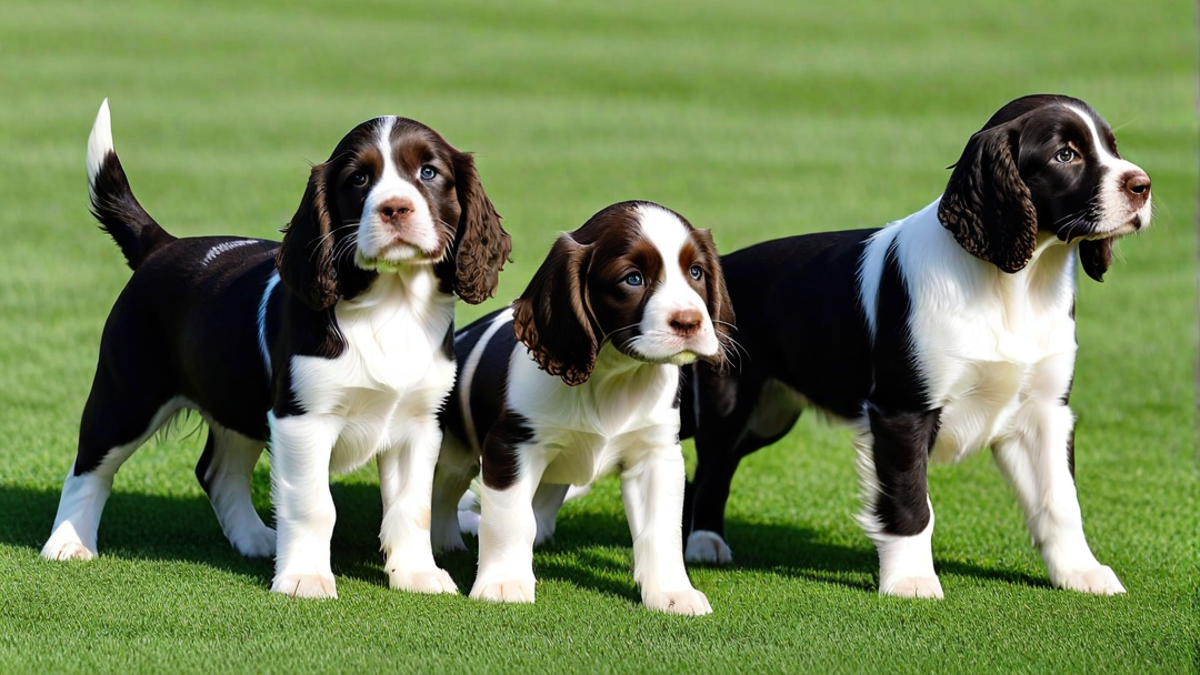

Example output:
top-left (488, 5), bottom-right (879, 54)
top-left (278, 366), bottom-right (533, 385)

top-left (0, 1), bottom-right (1196, 673)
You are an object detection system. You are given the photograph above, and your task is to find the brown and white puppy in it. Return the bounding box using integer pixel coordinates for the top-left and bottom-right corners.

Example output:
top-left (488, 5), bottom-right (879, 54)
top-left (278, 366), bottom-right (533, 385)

top-left (42, 101), bottom-right (510, 600)
top-left (680, 94), bottom-right (1151, 598)
top-left (434, 201), bottom-right (733, 614)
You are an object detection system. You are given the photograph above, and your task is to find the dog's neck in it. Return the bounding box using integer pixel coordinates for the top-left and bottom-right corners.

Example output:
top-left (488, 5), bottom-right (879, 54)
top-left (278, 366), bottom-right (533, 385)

top-left (586, 342), bottom-right (677, 390)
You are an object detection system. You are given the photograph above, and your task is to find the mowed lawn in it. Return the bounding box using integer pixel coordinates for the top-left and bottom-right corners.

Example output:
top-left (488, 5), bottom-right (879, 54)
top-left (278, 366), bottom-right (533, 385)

top-left (0, 0), bottom-right (1195, 673)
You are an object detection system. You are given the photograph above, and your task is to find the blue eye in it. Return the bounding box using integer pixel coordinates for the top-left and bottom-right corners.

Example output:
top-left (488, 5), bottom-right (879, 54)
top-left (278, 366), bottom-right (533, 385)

top-left (689, 265), bottom-right (703, 281)
top-left (1054, 148), bottom-right (1076, 164)
top-left (624, 272), bottom-right (643, 287)
top-left (419, 165), bottom-right (438, 181)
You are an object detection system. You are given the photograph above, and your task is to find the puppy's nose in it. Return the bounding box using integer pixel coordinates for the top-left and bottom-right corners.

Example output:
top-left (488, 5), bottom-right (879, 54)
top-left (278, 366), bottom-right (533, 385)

top-left (1122, 170), bottom-right (1151, 207)
top-left (669, 309), bottom-right (703, 337)
top-left (377, 197), bottom-right (415, 226)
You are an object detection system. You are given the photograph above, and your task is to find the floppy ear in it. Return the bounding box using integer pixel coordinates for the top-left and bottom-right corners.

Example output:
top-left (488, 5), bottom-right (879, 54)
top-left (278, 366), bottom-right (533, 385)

top-left (1078, 238), bottom-right (1113, 282)
top-left (692, 228), bottom-right (736, 374)
top-left (937, 124), bottom-right (1038, 273)
top-left (511, 234), bottom-right (598, 386)
top-left (451, 152), bottom-right (510, 305)
top-left (276, 164), bottom-right (338, 310)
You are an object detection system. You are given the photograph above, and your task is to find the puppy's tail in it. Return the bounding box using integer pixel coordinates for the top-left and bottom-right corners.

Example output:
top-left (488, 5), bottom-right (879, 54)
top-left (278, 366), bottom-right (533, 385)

top-left (86, 99), bottom-right (175, 270)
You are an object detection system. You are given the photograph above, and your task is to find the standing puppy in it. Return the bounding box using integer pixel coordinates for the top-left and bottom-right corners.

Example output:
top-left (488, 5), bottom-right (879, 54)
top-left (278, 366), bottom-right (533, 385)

top-left (681, 95), bottom-right (1151, 598)
top-left (434, 201), bottom-right (733, 615)
top-left (42, 101), bottom-right (510, 599)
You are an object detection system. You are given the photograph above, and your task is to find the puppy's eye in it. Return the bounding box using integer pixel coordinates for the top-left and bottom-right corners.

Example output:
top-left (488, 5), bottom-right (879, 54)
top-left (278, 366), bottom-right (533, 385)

top-left (689, 265), bottom-right (703, 281)
top-left (1054, 148), bottom-right (1077, 164)
top-left (350, 170), bottom-right (369, 188)
top-left (419, 165), bottom-right (438, 181)
top-left (623, 272), bottom-right (644, 287)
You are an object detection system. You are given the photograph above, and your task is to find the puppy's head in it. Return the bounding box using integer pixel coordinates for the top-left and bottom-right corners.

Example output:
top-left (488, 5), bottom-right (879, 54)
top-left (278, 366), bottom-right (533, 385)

top-left (938, 94), bottom-right (1151, 281)
top-left (277, 117), bottom-right (510, 309)
top-left (513, 201), bottom-right (734, 386)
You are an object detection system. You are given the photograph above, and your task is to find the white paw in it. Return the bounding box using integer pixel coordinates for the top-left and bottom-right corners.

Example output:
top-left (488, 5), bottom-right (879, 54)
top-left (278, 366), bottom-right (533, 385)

top-left (1053, 565), bottom-right (1126, 595)
top-left (880, 574), bottom-right (944, 599)
top-left (230, 526), bottom-right (276, 558)
top-left (470, 575), bottom-right (536, 603)
top-left (685, 530), bottom-right (733, 565)
top-left (643, 588), bottom-right (713, 616)
top-left (457, 508), bottom-right (481, 537)
top-left (388, 567), bottom-right (459, 595)
top-left (41, 540), bottom-right (95, 562)
top-left (271, 573), bottom-right (338, 599)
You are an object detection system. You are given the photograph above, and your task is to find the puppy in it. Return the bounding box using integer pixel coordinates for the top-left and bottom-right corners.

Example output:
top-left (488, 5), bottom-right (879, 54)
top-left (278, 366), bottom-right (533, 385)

top-left (42, 100), bottom-right (510, 599)
top-left (680, 94), bottom-right (1151, 598)
top-left (433, 201), bottom-right (733, 614)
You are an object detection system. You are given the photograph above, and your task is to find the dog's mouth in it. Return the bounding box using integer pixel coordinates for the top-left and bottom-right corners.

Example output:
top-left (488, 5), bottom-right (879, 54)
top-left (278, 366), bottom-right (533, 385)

top-left (355, 242), bottom-right (443, 272)
top-left (612, 330), bottom-right (718, 366)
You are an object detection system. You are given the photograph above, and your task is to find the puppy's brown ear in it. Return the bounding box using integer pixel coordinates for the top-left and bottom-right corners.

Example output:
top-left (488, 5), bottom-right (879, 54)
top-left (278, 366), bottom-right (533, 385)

top-left (277, 164), bottom-right (338, 310)
top-left (938, 124), bottom-right (1038, 273)
top-left (693, 228), bottom-right (736, 374)
top-left (451, 152), bottom-right (510, 305)
top-left (1079, 238), bottom-right (1113, 282)
top-left (512, 234), bottom-right (597, 386)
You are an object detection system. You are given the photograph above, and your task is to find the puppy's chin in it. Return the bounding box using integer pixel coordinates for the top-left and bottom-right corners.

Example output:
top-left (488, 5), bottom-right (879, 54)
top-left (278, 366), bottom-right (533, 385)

top-left (623, 339), bottom-right (716, 367)
top-left (355, 245), bottom-right (440, 273)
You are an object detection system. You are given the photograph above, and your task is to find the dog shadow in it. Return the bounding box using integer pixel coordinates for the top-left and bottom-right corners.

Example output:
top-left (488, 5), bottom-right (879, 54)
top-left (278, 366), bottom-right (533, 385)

top-left (531, 507), bottom-right (1049, 600)
top-left (1, 482), bottom-right (1045, 602)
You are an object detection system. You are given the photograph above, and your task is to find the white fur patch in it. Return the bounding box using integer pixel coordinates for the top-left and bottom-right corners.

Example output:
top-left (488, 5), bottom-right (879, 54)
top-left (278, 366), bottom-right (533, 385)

top-left (85, 99), bottom-right (113, 201)
top-left (201, 239), bottom-right (259, 266)
top-left (257, 272), bottom-right (281, 377)
top-left (456, 308), bottom-right (515, 452)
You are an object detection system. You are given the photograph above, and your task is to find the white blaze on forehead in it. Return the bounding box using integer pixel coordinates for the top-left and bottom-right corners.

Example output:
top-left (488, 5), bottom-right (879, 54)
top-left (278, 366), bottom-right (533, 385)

top-left (634, 203), bottom-right (692, 278)
top-left (1065, 106), bottom-right (1121, 169)
top-left (1065, 105), bottom-right (1151, 232)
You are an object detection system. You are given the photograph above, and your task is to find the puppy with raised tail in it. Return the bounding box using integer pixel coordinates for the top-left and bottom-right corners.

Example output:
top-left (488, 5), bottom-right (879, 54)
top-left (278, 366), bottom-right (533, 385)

top-left (42, 100), bottom-right (510, 599)
top-left (434, 201), bottom-right (733, 615)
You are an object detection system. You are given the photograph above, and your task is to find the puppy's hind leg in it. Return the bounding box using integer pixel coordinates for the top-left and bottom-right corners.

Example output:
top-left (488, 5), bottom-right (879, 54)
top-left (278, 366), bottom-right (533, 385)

top-left (195, 420), bottom-right (275, 558)
top-left (430, 432), bottom-right (477, 555)
top-left (43, 382), bottom-right (189, 561)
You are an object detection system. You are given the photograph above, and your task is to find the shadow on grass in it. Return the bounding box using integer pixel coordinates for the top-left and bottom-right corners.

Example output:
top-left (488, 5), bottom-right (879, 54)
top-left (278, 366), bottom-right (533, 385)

top-left (0, 482), bottom-right (1046, 602)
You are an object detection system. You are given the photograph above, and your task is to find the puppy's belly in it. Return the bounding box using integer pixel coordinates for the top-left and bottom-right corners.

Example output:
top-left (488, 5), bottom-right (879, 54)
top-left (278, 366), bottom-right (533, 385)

top-left (542, 442), bottom-right (622, 486)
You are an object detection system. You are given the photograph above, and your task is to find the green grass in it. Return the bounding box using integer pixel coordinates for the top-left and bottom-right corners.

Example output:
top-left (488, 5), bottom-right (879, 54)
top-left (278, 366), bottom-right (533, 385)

top-left (0, 0), bottom-right (1196, 672)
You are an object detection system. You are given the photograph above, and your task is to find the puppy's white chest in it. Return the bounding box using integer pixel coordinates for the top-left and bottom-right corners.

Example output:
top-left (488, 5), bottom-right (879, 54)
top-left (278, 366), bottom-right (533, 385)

top-left (288, 277), bottom-right (457, 473)
top-left (922, 315), bottom-right (1076, 463)
top-left (522, 359), bottom-right (680, 486)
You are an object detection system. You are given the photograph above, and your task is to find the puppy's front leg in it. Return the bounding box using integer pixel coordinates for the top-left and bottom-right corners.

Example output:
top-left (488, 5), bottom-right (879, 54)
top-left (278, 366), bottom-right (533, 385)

top-left (857, 405), bottom-right (943, 599)
top-left (471, 427), bottom-right (549, 604)
top-left (378, 419), bottom-right (457, 594)
top-left (268, 412), bottom-right (340, 599)
top-left (992, 398), bottom-right (1125, 595)
top-left (623, 443), bottom-right (712, 616)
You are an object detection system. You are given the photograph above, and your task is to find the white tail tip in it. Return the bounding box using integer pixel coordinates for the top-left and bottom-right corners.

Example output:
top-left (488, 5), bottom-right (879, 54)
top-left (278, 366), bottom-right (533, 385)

top-left (86, 98), bottom-right (114, 196)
